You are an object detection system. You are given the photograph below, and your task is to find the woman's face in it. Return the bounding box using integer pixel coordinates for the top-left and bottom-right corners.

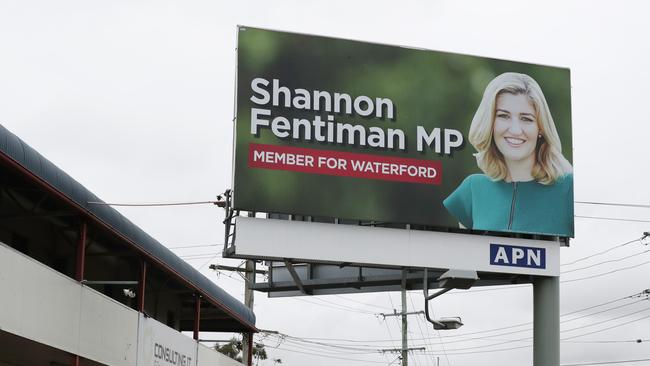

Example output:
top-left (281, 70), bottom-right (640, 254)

top-left (492, 93), bottom-right (539, 164)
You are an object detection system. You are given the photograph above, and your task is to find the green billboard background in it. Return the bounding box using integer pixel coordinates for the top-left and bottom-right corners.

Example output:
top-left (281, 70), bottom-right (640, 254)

top-left (233, 26), bottom-right (573, 237)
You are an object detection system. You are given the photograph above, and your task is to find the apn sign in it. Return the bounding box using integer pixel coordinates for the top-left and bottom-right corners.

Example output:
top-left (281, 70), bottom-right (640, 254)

top-left (490, 244), bottom-right (546, 269)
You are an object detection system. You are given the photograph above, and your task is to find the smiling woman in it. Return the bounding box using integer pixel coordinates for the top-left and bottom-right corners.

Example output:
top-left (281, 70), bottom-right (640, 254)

top-left (443, 72), bottom-right (574, 237)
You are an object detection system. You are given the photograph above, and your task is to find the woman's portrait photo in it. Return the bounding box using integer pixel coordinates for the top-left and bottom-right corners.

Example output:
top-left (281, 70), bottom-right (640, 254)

top-left (443, 72), bottom-right (574, 237)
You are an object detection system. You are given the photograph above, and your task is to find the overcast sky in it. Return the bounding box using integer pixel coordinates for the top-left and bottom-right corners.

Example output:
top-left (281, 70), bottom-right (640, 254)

top-left (1, 1), bottom-right (650, 365)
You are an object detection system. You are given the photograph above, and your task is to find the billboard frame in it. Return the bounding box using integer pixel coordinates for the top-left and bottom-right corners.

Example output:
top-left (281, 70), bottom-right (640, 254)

top-left (232, 25), bottom-right (574, 240)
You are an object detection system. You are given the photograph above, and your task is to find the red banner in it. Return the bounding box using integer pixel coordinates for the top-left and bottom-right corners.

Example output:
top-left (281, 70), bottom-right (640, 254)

top-left (248, 143), bottom-right (441, 185)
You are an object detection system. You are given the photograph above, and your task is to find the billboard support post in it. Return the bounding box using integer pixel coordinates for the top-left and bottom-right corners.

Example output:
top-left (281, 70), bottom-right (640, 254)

top-left (242, 212), bottom-right (256, 366)
top-left (401, 270), bottom-right (408, 366)
top-left (533, 276), bottom-right (560, 366)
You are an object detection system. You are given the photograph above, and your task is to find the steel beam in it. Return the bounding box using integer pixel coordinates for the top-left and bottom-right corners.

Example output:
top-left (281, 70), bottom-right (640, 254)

top-left (533, 276), bottom-right (560, 366)
top-left (75, 221), bottom-right (87, 281)
top-left (193, 293), bottom-right (201, 340)
top-left (138, 260), bottom-right (147, 312)
top-left (283, 259), bottom-right (310, 295)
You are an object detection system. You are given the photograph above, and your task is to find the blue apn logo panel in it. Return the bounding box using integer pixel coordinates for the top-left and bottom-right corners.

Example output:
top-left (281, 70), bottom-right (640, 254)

top-left (490, 244), bottom-right (546, 269)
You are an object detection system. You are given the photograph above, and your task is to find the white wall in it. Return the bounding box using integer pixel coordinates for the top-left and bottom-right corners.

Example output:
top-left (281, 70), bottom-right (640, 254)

top-left (137, 314), bottom-right (198, 366)
top-left (198, 344), bottom-right (243, 366)
top-left (0, 242), bottom-right (82, 355)
top-left (0, 242), bottom-right (243, 366)
top-left (78, 287), bottom-right (139, 365)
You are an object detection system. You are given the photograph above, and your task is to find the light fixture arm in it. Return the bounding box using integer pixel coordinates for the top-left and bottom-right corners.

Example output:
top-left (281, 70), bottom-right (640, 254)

top-left (423, 268), bottom-right (453, 329)
top-left (423, 268), bottom-right (477, 329)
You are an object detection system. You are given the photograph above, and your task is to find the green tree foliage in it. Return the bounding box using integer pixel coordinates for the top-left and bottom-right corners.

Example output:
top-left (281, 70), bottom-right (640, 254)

top-left (215, 338), bottom-right (271, 365)
top-left (215, 338), bottom-right (242, 363)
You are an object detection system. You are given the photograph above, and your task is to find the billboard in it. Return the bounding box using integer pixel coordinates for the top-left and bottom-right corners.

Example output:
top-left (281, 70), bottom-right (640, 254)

top-left (233, 27), bottom-right (574, 238)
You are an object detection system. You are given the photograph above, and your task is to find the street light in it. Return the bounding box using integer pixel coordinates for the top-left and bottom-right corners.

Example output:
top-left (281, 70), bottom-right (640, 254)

top-left (432, 317), bottom-right (463, 330)
top-left (423, 269), bottom-right (478, 330)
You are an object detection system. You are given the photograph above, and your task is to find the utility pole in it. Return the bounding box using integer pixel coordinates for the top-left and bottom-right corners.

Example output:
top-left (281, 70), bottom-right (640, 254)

top-left (401, 270), bottom-right (408, 366)
top-left (379, 306), bottom-right (425, 366)
top-left (379, 271), bottom-right (424, 365)
top-left (209, 263), bottom-right (258, 366)
top-left (214, 210), bottom-right (268, 366)
top-left (209, 263), bottom-right (259, 365)
top-left (242, 259), bottom-right (255, 366)
top-left (379, 348), bottom-right (426, 361)
top-left (242, 212), bottom-right (256, 366)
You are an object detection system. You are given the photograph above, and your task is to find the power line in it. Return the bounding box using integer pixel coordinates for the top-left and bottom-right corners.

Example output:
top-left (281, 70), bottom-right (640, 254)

top-left (314, 296), bottom-right (380, 315)
top-left (575, 215), bottom-right (650, 224)
top-left (561, 359), bottom-right (650, 366)
top-left (561, 237), bottom-right (643, 266)
top-left (459, 258), bottom-right (650, 292)
top-left (276, 292), bottom-right (646, 345)
top-left (196, 254), bottom-right (221, 270)
top-left (179, 253), bottom-right (221, 259)
top-left (563, 339), bottom-right (649, 344)
top-left (291, 296), bottom-right (378, 315)
top-left (265, 332), bottom-right (427, 360)
top-left (182, 255), bottom-right (220, 260)
top-left (418, 307), bottom-right (650, 354)
top-left (261, 307), bottom-right (650, 359)
top-left (561, 249), bottom-right (650, 274)
top-left (562, 259), bottom-right (650, 283)
top-left (561, 313), bottom-right (650, 341)
top-left (167, 243), bottom-right (221, 250)
top-left (561, 306), bottom-right (650, 335)
top-left (262, 341), bottom-right (388, 364)
top-left (87, 200), bottom-right (222, 207)
top-left (425, 299), bottom-right (649, 347)
top-left (334, 294), bottom-right (394, 311)
top-left (267, 335), bottom-right (379, 354)
top-left (412, 310), bottom-right (650, 356)
top-left (409, 293), bottom-right (434, 366)
top-left (575, 201), bottom-right (650, 209)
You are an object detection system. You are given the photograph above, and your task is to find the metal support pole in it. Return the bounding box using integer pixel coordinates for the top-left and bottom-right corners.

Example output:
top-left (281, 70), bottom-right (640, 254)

top-left (533, 276), bottom-right (559, 366)
top-left (75, 221), bottom-right (87, 281)
top-left (242, 256), bottom-right (255, 365)
top-left (242, 211), bottom-right (257, 366)
top-left (246, 332), bottom-right (253, 366)
top-left (401, 270), bottom-right (408, 366)
top-left (193, 293), bottom-right (201, 340)
top-left (242, 259), bottom-right (255, 365)
top-left (137, 260), bottom-right (147, 312)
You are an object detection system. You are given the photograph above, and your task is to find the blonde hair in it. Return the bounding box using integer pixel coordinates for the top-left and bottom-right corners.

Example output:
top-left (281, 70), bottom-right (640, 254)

top-left (468, 72), bottom-right (572, 185)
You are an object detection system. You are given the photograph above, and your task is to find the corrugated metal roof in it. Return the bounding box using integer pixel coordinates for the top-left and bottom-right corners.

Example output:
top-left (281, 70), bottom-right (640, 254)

top-left (0, 124), bottom-right (255, 330)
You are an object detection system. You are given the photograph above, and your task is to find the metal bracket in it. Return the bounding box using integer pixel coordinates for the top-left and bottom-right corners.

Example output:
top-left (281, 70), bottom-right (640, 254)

top-left (222, 189), bottom-right (239, 256)
top-left (284, 259), bottom-right (311, 295)
top-left (81, 280), bottom-right (138, 285)
top-left (422, 268), bottom-right (452, 329)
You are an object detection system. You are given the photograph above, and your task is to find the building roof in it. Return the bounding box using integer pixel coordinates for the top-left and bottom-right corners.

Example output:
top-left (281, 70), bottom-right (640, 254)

top-left (0, 124), bottom-right (255, 331)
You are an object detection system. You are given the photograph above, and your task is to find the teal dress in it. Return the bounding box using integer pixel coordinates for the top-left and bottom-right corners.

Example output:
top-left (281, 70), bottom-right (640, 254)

top-left (443, 174), bottom-right (574, 237)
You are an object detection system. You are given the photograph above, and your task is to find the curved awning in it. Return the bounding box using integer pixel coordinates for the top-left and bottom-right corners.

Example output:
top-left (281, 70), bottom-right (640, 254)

top-left (0, 124), bottom-right (255, 331)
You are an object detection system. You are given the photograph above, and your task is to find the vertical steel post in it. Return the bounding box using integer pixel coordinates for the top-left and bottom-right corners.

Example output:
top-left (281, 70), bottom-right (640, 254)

top-left (243, 211), bottom-right (256, 366)
top-left (75, 221), bottom-right (87, 281)
top-left (247, 332), bottom-right (253, 366)
top-left (401, 270), bottom-right (408, 366)
top-left (137, 260), bottom-right (147, 312)
top-left (243, 259), bottom-right (255, 366)
top-left (193, 293), bottom-right (201, 340)
top-left (533, 276), bottom-right (560, 366)
top-left (73, 224), bottom-right (85, 366)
